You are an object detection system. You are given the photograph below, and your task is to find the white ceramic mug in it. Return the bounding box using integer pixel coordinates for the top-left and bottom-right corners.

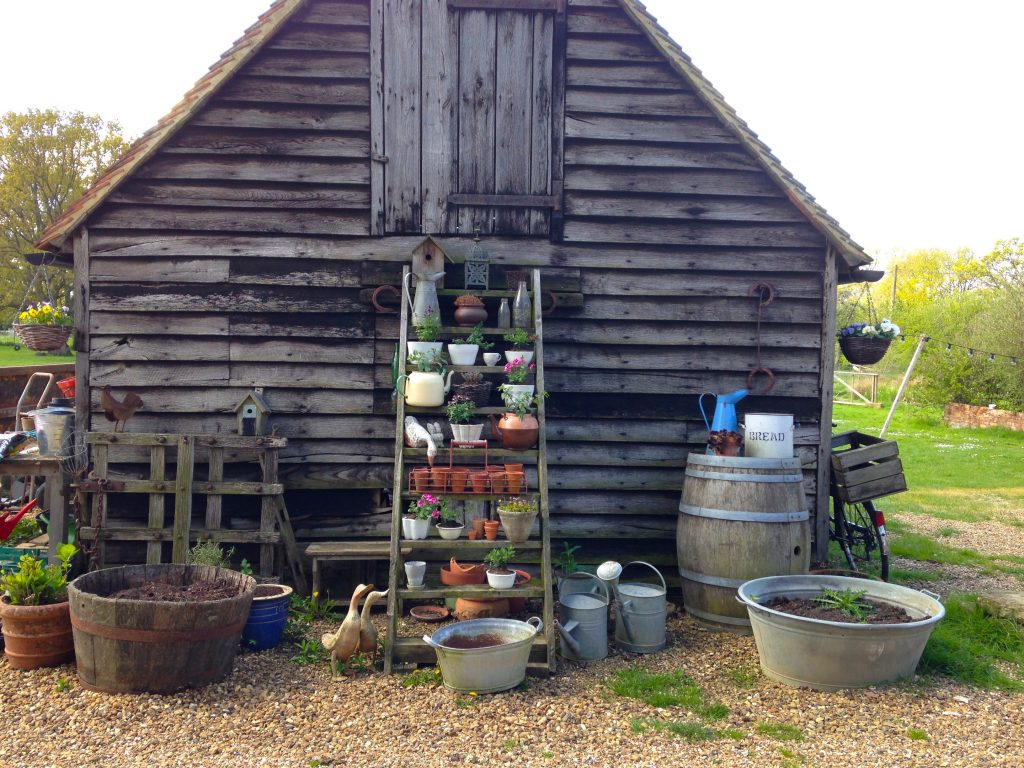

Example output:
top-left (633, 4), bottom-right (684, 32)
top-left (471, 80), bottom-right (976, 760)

top-left (483, 352), bottom-right (501, 366)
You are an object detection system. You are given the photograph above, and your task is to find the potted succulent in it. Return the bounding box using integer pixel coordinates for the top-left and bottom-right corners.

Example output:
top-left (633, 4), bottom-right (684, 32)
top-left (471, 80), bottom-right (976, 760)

top-left (404, 493), bottom-right (442, 540)
top-left (0, 544), bottom-right (77, 669)
top-left (484, 545), bottom-right (517, 589)
top-left (447, 394), bottom-right (483, 442)
top-left (408, 308), bottom-right (443, 360)
top-left (453, 294), bottom-right (487, 326)
top-left (837, 318), bottom-right (900, 365)
top-left (503, 327), bottom-right (535, 365)
top-left (496, 496), bottom-right (538, 543)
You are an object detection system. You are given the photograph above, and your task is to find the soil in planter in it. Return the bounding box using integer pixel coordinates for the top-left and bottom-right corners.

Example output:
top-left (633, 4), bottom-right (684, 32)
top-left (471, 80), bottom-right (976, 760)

top-left (764, 596), bottom-right (920, 624)
top-left (254, 585), bottom-right (286, 598)
top-left (110, 579), bottom-right (241, 602)
top-left (442, 633), bottom-right (506, 649)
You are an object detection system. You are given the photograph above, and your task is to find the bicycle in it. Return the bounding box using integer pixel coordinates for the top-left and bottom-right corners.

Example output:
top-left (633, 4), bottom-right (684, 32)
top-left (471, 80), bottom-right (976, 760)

top-left (828, 430), bottom-right (907, 582)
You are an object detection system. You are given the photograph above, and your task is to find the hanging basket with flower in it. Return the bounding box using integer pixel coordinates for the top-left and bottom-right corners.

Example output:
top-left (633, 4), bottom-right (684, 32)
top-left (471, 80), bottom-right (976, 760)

top-left (14, 303), bottom-right (73, 352)
top-left (837, 319), bottom-right (900, 365)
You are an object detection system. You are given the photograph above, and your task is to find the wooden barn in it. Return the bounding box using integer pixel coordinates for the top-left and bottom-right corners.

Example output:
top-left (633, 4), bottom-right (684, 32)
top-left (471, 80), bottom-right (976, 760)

top-left (36, 0), bottom-right (877, 577)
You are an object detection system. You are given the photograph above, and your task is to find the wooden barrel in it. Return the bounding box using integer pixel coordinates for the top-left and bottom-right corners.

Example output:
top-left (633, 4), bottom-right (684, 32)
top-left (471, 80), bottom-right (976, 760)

top-left (677, 454), bottom-right (809, 633)
top-left (68, 564), bottom-right (255, 693)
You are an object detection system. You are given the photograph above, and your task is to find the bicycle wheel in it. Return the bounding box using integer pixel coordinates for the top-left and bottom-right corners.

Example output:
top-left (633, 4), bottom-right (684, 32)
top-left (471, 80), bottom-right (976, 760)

top-left (839, 500), bottom-right (890, 581)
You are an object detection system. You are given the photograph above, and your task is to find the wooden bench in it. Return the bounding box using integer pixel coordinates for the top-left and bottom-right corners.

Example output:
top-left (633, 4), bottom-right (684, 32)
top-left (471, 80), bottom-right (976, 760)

top-left (304, 541), bottom-right (410, 596)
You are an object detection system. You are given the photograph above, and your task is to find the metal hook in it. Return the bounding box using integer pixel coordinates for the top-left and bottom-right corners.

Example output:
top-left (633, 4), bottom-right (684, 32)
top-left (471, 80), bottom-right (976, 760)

top-left (747, 282), bottom-right (776, 306)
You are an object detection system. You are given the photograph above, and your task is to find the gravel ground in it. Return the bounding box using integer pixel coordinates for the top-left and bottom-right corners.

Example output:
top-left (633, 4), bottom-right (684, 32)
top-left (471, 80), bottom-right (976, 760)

top-left (3, 603), bottom-right (1023, 768)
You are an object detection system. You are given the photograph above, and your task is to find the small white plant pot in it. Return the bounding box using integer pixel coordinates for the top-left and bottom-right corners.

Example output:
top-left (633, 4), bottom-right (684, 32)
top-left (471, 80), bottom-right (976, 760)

top-left (451, 423), bottom-right (484, 442)
top-left (487, 569), bottom-right (517, 589)
top-left (501, 384), bottom-right (535, 400)
top-left (447, 343), bottom-right (479, 366)
top-left (504, 350), bottom-right (533, 365)
top-left (402, 517), bottom-right (430, 540)
top-left (436, 524), bottom-right (464, 541)
top-left (483, 352), bottom-right (501, 366)
top-left (404, 560), bottom-right (427, 588)
top-left (407, 341), bottom-right (444, 361)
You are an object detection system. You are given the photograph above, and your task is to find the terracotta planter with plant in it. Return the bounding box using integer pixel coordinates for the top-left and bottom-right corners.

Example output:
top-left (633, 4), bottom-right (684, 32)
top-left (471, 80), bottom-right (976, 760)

top-left (0, 544), bottom-right (77, 669)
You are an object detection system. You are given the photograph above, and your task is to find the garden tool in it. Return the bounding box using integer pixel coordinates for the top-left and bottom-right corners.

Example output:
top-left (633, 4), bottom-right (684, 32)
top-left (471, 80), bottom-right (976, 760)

top-left (0, 498), bottom-right (38, 542)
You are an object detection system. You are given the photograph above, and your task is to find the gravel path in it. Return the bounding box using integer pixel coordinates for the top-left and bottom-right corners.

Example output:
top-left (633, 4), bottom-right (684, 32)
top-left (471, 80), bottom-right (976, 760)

top-left (3, 608), bottom-right (1023, 768)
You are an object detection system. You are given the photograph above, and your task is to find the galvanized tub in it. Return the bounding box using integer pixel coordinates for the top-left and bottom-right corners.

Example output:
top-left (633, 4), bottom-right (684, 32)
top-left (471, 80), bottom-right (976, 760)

top-left (557, 573), bottom-right (609, 662)
top-left (423, 616), bottom-right (543, 693)
top-left (737, 574), bottom-right (944, 690)
top-left (614, 561), bottom-right (667, 654)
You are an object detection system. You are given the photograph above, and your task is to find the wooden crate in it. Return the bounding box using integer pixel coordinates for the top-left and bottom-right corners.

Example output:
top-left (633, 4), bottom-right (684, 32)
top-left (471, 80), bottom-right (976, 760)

top-left (829, 431), bottom-right (907, 504)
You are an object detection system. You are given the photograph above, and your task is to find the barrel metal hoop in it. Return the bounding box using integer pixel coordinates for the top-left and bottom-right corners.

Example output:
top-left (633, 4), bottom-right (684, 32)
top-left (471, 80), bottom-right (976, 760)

top-left (684, 469), bottom-right (804, 483)
top-left (70, 615), bottom-right (246, 643)
top-left (678, 567), bottom-right (747, 589)
top-left (685, 604), bottom-right (751, 626)
top-left (686, 454), bottom-right (801, 470)
top-left (678, 504), bottom-right (809, 523)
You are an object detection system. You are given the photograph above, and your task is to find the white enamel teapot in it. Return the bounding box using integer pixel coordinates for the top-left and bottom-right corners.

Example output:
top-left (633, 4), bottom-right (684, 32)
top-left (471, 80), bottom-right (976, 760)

top-left (397, 370), bottom-right (455, 407)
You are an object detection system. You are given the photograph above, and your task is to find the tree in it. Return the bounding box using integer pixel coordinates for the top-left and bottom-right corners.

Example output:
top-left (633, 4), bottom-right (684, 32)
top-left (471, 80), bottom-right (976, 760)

top-left (0, 109), bottom-right (129, 322)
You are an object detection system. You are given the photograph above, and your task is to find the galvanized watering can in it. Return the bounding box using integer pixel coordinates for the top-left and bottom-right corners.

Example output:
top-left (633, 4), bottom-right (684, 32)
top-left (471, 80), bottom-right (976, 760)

top-left (600, 561), bottom-right (667, 654)
top-left (555, 572), bottom-right (609, 662)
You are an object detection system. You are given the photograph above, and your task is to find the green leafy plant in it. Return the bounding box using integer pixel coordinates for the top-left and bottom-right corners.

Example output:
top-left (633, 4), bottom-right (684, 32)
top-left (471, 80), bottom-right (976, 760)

top-left (407, 349), bottom-right (447, 372)
top-left (484, 545), bottom-right (516, 571)
top-left (554, 542), bottom-right (582, 575)
top-left (498, 496), bottom-right (534, 515)
top-left (290, 591), bottom-right (337, 622)
top-left (1, 544), bottom-right (76, 605)
top-left (414, 309), bottom-right (441, 342)
top-left (454, 322), bottom-right (493, 350)
top-left (290, 638), bottom-right (327, 666)
top-left (755, 722), bottom-right (805, 741)
top-left (503, 328), bottom-right (534, 347)
top-left (16, 302), bottom-right (73, 327)
top-left (238, 558), bottom-right (253, 577)
top-left (186, 540), bottom-right (233, 569)
top-left (401, 666), bottom-right (443, 688)
top-left (56, 676), bottom-right (72, 693)
top-left (499, 386), bottom-right (547, 419)
top-left (446, 394), bottom-right (477, 424)
top-left (3, 517), bottom-right (40, 546)
top-left (814, 587), bottom-right (872, 620)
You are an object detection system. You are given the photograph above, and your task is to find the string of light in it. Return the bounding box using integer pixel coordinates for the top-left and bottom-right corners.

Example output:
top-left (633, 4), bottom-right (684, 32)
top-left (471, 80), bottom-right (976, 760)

top-left (892, 333), bottom-right (1019, 366)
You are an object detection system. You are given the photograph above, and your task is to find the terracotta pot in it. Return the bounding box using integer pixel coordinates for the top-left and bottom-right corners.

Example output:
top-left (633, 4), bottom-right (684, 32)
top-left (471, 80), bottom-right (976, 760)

top-left (430, 466), bottom-right (449, 493)
top-left (471, 518), bottom-right (487, 537)
top-left (503, 463), bottom-right (524, 475)
top-left (491, 412), bottom-right (540, 450)
top-left (483, 520), bottom-right (500, 541)
top-left (488, 470), bottom-right (506, 494)
top-left (505, 471), bottom-right (525, 494)
top-left (450, 469), bottom-right (469, 493)
top-left (440, 562), bottom-right (487, 586)
top-left (453, 305), bottom-right (488, 326)
top-left (454, 597), bottom-right (509, 620)
top-left (0, 598), bottom-right (74, 670)
top-left (470, 472), bottom-right (490, 494)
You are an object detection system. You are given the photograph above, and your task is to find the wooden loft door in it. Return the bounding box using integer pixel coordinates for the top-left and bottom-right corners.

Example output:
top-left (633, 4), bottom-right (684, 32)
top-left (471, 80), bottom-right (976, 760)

top-left (371, 0), bottom-right (564, 237)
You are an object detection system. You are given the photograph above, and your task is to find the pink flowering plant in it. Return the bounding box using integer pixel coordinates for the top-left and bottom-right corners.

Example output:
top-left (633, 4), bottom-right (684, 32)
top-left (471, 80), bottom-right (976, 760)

top-left (406, 492), bottom-right (455, 524)
top-left (504, 357), bottom-right (535, 383)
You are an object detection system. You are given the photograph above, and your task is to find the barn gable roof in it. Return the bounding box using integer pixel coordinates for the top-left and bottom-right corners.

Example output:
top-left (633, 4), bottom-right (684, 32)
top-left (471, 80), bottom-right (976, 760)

top-left (36, 0), bottom-right (871, 269)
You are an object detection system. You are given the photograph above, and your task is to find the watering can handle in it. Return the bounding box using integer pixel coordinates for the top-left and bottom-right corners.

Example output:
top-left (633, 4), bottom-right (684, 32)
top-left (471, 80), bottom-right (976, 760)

top-left (396, 375), bottom-right (408, 397)
top-left (403, 272), bottom-right (415, 313)
top-left (698, 393), bottom-right (713, 432)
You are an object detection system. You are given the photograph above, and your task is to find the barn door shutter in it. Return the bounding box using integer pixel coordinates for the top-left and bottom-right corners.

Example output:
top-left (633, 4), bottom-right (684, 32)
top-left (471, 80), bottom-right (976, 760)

top-left (371, 0), bottom-right (563, 237)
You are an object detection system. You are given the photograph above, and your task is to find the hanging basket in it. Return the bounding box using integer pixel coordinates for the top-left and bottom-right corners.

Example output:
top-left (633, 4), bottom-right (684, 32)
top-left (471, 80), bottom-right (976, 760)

top-left (14, 324), bottom-right (72, 352)
top-left (839, 335), bottom-right (891, 365)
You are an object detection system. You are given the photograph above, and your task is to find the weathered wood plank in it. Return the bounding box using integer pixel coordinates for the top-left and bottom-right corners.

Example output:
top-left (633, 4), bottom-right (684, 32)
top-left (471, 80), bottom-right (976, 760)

top-left (543, 319), bottom-right (823, 348)
top-left (91, 361), bottom-right (230, 387)
top-left (567, 62), bottom-right (684, 90)
top-left (97, 414), bottom-right (392, 441)
top-left (421, 0), bottom-right (459, 234)
top-left (565, 141), bottom-right (761, 171)
top-left (220, 76), bottom-right (369, 105)
top-left (544, 344), bottom-right (821, 373)
top-left (246, 51), bottom-right (371, 80)
top-left (163, 129), bottom-right (369, 157)
top-left (577, 296), bottom-right (822, 324)
top-left (228, 258), bottom-right (362, 287)
top-left (566, 34), bottom-right (661, 63)
top-left (90, 336), bottom-right (229, 362)
top-left (565, 193), bottom-right (808, 223)
top-left (89, 312), bottom-right (374, 339)
top-left (90, 258), bottom-right (230, 284)
top-left (91, 205), bottom-right (368, 237)
top-left (89, 285), bottom-right (367, 313)
top-left (547, 370), bottom-right (819, 397)
top-left (229, 339), bottom-right (373, 364)
top-left (110, 182), bottom-right (370, 210)
top-left (383, 0), bottom-right (422, 233)
top-left (566, 87), bottom-right (708, 118)
top-left (581, 269), bottom-right (821, 298)
top-left (172, 436), bottom-right (195, 563)
top-left (136, 156), bottom-right (370, 185)
top-left (229, 363), bottom-right (376, 391)
top-left (530, 10), bottom-right (554, 234)
top-left (266, 27), bottom-right (371, 53)
top-left (369, 0), bottom-right (385, 234)
top-left (564, 220), bottom-right (825, 248)
top-left (457, 9), bottom-right (497, 233)
top-left (815, 246), bottom-right (839, 560)
top-left (494, 10), bottom-right (534, 233)
top-left (567, 114), bottom-right (736, 144)
top-left (565, 166), bottom-right (781, 197)
top-left (278, 463), bottom-right (394, 489)
top-left (293, 0), bottom-right (371, 27)
top-left (194, 104), bottom-right (369, 132)
top-left (566, 7), bottom-right (637, 35)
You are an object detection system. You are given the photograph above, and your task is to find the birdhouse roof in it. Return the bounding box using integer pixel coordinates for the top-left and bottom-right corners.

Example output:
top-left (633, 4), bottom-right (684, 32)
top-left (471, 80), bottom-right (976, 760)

top-left (235, 390), bottom-right (271, 414)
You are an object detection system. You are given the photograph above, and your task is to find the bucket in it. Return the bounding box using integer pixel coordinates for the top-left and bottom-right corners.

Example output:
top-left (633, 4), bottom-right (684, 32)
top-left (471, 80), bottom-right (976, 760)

top-left (613, 562), bottom-right (667, 654)
top-left (56, 377), bottom-right (76, 398)
top-left (241, 584), bottom-right (293, 651)
top-left (743, 413), bottom-right (794, 458)
top-left (423, 616), bottom-right (543, 693)
top-left (737, 574), bottom-right (944, 690)
top-left (68, 564), bottom-right (254, 693)
top-left (29, 405), bottom-right (75, 456)
top-left (677, 454), bottom-right (809, 633)
top-left (557, 573), bottom-right (609, 662)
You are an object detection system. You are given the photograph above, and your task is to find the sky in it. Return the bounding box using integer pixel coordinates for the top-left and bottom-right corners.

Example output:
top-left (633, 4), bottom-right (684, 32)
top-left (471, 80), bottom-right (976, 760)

top-left (2, 0), bottom-right (1021, 261)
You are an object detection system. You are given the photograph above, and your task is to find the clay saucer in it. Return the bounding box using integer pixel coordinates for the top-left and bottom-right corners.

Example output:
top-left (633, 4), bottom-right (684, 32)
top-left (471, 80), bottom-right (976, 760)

top-left (409, 605), bottom-right (450, 622)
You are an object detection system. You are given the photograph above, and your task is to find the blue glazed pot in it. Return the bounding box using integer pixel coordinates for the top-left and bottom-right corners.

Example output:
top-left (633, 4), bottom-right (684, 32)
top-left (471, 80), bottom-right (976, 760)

top-left (242, 584), bottom-right (293, 651)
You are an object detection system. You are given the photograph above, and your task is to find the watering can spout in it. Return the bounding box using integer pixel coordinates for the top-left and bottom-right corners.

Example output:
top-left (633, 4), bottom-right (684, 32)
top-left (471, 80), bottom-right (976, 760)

top-left (698, 388), bottom-right (749, 433)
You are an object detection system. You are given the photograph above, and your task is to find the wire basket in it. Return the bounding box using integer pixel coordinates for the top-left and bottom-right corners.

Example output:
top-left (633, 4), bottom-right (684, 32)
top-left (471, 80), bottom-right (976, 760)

top-left (14, 324), bottom-right (72, 352)
top-left (839, 335), bottom-right (891, 365)
top-left (452, 379), bottom-right (492, 406)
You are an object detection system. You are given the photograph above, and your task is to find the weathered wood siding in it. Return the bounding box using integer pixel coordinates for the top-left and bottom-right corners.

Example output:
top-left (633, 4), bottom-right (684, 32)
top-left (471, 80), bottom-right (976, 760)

top-left (75, 0), bottom-right (834, 560)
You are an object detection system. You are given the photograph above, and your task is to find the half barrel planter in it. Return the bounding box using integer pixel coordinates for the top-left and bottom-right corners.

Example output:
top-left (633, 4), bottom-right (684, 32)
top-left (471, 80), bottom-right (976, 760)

top-left (677, 454), bottom-right (810, 633)
top-left (68, 564), bottom-right (255, 693)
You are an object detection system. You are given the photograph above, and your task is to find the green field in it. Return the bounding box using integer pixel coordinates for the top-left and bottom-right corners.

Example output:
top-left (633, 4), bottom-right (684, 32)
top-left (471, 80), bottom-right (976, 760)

top-left (0, 340), bottom-right (74, 366)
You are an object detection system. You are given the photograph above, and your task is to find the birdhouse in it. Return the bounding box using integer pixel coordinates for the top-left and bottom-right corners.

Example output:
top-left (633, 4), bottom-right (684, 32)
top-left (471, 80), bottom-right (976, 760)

top-left (410, 235), bottom-right (449, 282)
top-left (464, 229), bottom-right (490, 290)
top-left (235, 388), bottom-right (271, 436)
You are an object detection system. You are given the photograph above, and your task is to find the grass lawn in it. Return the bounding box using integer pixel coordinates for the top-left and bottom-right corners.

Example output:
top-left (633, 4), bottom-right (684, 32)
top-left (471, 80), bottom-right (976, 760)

top-left (0, 341), bottom-right (74, 366)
